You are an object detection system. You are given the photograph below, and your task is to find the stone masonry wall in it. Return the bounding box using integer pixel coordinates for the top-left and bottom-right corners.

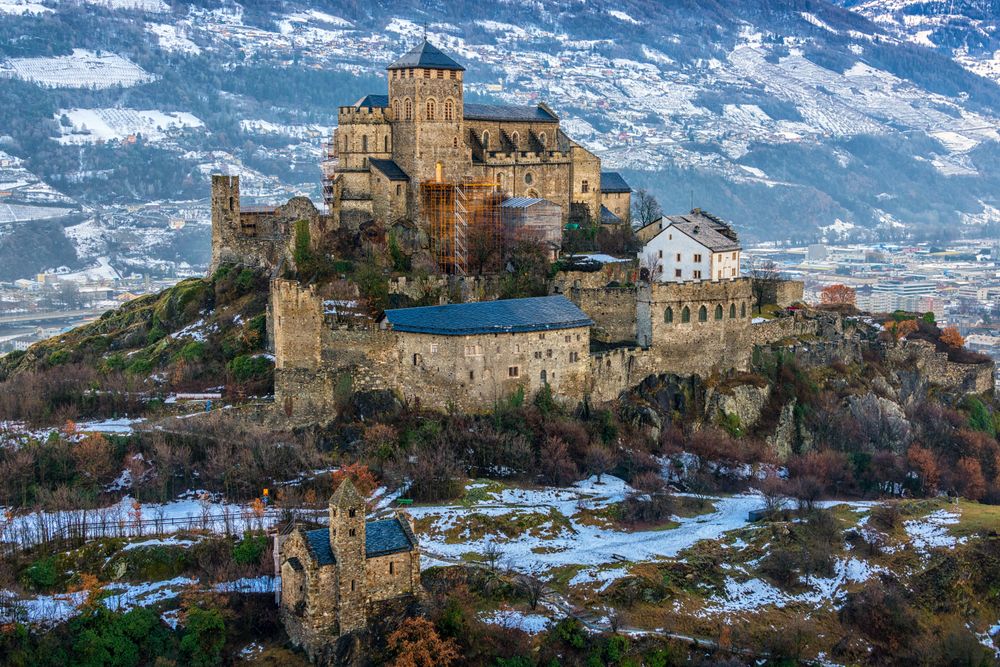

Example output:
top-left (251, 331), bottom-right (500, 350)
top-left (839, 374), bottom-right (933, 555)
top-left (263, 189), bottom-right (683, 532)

top-left (887, 339), bottom-right (995, 395)
top-left (568, 286), bottom-right (636, 343)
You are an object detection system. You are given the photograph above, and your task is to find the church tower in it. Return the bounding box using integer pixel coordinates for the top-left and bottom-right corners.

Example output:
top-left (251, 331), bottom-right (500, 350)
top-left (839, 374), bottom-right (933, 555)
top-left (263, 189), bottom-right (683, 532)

top-left (387, 39), bottom-right (469, 187)
top-left (329, 478), bottom-right (367, 633)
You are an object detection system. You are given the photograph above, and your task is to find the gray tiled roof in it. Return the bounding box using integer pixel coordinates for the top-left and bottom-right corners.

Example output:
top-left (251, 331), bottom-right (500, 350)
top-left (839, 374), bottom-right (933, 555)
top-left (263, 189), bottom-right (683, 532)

top-left (384, 295), bottom-right (592, 336)
top-left (501, 197), bottom-right (547, 208)
top-left (600, 172), bottom-right (631, 193)
top-left (463, 103), bottom-right (558, 122)
top-left (671, 221), bottom-right (741, 252)
top-left (369, 158), bottom-right (409, 181)
top-left (388, 40), bottom-right (464, 71)
top-left (600, 205), bottom-right (623, 224)
top-left (302, 518), bottom-right (415, 566)
top-left (354, 94), bottom-right (388, 108)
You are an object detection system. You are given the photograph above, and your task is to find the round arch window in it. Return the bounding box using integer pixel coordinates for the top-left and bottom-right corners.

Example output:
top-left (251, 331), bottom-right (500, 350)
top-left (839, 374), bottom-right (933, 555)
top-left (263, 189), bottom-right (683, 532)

top-left (524, 172), bottom-right (534, 185)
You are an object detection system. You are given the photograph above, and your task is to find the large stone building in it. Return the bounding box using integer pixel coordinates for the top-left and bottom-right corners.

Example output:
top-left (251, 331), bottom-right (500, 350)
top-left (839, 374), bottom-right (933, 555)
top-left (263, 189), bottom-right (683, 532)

top-left (327, 39), bottom-right (630, 229)
top-left (279, 478), bottom-right (421, 659)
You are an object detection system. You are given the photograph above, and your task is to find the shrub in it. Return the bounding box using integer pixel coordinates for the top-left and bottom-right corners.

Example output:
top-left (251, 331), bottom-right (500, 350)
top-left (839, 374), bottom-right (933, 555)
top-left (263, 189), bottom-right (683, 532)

top-left (176, 341), bottom-right (205, 363)
top-left (234, 268), bottom-right (255, 293)
top-left (232, 534), bottom-right (267, 566)
top-left (181, 607), bottom-right (226, 667)
top-left (25, 556), bottom-right (59, 591)
top-left (227, 355), bottom-right (272, 383)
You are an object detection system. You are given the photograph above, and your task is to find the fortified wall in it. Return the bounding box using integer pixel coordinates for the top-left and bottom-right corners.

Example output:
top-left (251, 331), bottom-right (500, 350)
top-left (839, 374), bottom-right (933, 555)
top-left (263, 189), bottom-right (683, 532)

top-left (210, 175), bottom-right (337, 274)
top-left (887, 339), bottom-right (995, 395)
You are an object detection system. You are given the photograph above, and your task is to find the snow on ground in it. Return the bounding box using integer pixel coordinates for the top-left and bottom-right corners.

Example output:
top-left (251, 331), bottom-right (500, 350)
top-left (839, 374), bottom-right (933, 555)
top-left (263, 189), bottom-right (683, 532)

top-left (169, 317), bottom-right (218, 342)
top-left (903, 508), bottom-right (961, 551)
top-left (0, 1), bottom-right (52, 15)
top-left (0, 202), bottom-right (74, 224)
top-left (76, 417), bottom-right (146, 434)
top-left (81, 0), bottom-right (168, 12)
top-left (3, 50), bottom-right (156, 89)
top-left (239, 119), bottom-right (332, 140)
top-left (408, 476), bottom-right (770, 579)
top-left (43, 256), bottom-right (121, 283)
top-left (607, 10), bottom-right (640, 25)
top-left (55, 108), bottom-right (204, 145)
top-left (482, 609), bottom-right (553, 633)
top-left (146, 23), bottom-right (201, 55)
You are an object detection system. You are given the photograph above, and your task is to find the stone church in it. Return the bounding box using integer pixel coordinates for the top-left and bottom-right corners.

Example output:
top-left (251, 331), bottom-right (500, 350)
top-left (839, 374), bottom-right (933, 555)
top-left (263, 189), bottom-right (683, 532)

top-left (278, 478), bottom-right (421, 659)
top-left (327, 39), bottom-right (631, 228)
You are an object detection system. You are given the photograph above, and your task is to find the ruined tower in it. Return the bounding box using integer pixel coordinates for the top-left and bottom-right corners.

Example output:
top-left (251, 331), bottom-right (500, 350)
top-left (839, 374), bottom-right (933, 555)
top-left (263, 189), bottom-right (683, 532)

top-left (330, 478), bottom-right (367, 634)
top-left (387, 39), bottom-right (468, 187)
top-left (210, 174), bottom-right (240, 272)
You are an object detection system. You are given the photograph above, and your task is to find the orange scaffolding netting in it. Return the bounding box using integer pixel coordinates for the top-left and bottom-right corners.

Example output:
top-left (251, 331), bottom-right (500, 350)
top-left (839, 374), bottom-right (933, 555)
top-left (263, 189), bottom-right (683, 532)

top-left (421, 181), bottom-right (503, 275)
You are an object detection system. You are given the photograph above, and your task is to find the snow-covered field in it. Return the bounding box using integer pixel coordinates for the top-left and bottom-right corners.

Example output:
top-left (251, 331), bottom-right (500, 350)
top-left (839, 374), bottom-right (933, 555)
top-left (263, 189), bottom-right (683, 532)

top-left (0, 0), bottom-right (51, 15)
top-left (54, 108), bottom-right (204, 145)
top-left (146, 23), bottom-right (201, 55)
top-left (2, 50), bottom-right (156, 89)
top-left (0, 203), bottom-right (75, 224)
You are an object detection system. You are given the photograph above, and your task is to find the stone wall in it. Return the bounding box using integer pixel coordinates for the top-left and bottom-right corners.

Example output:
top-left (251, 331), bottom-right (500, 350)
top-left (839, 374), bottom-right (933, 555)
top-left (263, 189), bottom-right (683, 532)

top-left (745, 315), bottom-right (819, 348)
top-left (388, 274), bottom-right (506, 304)
top-left (757, 279), bottom-right (805, 307)
top-left (639, 278), bottom-right (755, 375)
top-left (589, 346), bottom-right (653, 403)
top-left (887, 339), bottom-right (995, 395)
top-left (567, 286), bottom-right (637, 343)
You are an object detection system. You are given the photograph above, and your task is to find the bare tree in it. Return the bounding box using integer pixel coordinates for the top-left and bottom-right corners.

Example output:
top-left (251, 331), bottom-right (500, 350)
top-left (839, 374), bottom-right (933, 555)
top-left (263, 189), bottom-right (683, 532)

top-left (758, 473), bottom-right (788, 519)
top-left (746, 255), bottom-right (781, 314)
top-left (631, 188), bottom-right (662, 229)
top-left (515, 574), bottom-right (547, 610)
top-left (639, 251), bottom-right (664, 283)
top-left (482, 541), bottom-right (504, 574)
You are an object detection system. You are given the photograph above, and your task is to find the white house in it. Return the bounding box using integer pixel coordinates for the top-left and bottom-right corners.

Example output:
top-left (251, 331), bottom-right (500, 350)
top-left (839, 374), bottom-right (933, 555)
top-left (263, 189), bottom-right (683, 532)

top-left (638, 210), bottom-right (741, 283)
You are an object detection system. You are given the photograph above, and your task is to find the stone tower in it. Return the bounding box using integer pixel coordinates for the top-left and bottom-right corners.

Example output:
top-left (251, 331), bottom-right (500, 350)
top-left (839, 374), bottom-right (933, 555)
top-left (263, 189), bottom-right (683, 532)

top-left (329, 478), bottom-right (367, 634)
top-left (387, 39), bottom-right (468, 187)
top-left (210, 174), bottom-right (240, 272)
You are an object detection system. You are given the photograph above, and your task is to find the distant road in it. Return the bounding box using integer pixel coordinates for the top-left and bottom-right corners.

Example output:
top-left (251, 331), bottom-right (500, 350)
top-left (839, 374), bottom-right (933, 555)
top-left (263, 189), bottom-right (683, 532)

top-left (0, 308), bottom-right (106, 325)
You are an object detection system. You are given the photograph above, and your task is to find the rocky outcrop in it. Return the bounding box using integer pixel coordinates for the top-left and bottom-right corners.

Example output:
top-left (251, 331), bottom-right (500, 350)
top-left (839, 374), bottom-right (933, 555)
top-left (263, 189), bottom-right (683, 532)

top-left (706, 382), bottom-right (771, 432)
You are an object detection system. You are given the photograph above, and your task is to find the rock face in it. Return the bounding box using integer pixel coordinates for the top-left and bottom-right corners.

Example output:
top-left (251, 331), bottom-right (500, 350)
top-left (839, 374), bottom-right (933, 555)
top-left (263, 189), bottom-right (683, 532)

top-left (768, 398), bottom-right (797, 460)
top-left (706, 382), bottom-right (771, 432)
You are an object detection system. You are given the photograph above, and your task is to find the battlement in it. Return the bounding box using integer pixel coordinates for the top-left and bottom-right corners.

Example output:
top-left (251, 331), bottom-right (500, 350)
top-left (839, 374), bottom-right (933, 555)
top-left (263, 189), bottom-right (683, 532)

top-left (338, 106), bottom-right (391, 123)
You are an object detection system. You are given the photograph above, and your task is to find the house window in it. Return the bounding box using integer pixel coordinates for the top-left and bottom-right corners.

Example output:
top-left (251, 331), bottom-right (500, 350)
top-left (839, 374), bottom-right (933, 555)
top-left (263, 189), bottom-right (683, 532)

top-left (482, 130), bottom-right (490, 148)
top-left (534, 351), bottom-right (542, 359)
top-left (524, 172), bottom-right (534, 185)
top-left (730, 303), bottom-right (736, 318)
top-left (539, 333), bottom-right (545, 340)
top-left (384, 136), bottom-right (389, 152)
top-left (444, 99), bottom-right (454, 120)
top-left (694, 253), bottom-right (702, 262)
top-left (715, 305), bottom-right (723, 320)
top-left (732, 252), bottom-right (738, 260)
top-left (741, 303), bottom-right (747, 317)
top-left (392, 100), bottom-right (400, 118)
top-left (675, 253), bottom-right (681, 262)
top-left (731, 268), bottom-right (737, 277)
top-left (539, 132), bottom-right (547, 145)
top-left (699, 306), bottom-right (708, 322)
top-left (351, 579), bottom-right (356, 591)
top-left (540, 369), bottom-right (547, 383)
top-left (511, 131), bottom-right (519, 146)
top-left (348, 509), bottom-right (356, 518)
top-left (396, 184), bottom-right (402, 195)
top-left (362, 135), bottom-right (368, 152)
top-left (469, 370), bottom-right (475, 381)
top-left (693, 270), bottom-right (702, 279)
top-left (546, 349), bottom-right (552, 358)
top-left (658, 249), bottom-right (663, 259)
top-left (348, 528), bottom-right (356, 537)
top-left (453, 137), bottom-right (458, 148)
top-left (426, 99), bottom-right (436, 120)
top-left (508, 366), bottom-right (519, 378)
top-left (564, 335), bottom-right (571, 343)
top-left (582, 180), bottom-right (589, 193)
top-left (681, 307), bottom-right (690, 323)
top-left (674, 269), bottom-right (682, 278)
top-left (664, 307), bottom-right (673, 323)
top-left (389, 562), bottom-right (395, 574)
top-left (430, 343), bottom-right (438, 353)
top-left (229, 196), bottom-right (234, 211)
top-left (404, 98), bottom-right (412, 121)
top-left (569, 351), bottom-right (579, 362)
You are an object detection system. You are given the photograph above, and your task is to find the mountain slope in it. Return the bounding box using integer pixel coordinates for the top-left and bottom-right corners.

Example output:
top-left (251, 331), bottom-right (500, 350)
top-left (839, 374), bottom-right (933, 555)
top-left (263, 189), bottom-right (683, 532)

top-left (0, 0), bottom-right (999, 274)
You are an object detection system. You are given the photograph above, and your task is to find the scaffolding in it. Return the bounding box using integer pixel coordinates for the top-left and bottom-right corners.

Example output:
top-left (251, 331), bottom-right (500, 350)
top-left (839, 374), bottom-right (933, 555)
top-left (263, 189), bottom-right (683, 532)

top-left (421, 180), bottom-right (502, 275)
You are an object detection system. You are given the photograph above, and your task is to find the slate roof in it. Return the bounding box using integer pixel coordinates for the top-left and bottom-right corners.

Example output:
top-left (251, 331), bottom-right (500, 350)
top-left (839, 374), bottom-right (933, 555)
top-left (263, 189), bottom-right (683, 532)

top-left (354, 94), bottom-right (388, 109)
top-left (369, 158), bottom-right (410, 181)
top-left (501, 197), bottom-right (547, 209)
top-left (388, 40), bottom-right (464, 71)
top-left (383, 295), bottom-right (592, 336)
top-left (670, 221), bottom-right (742, 252)
top-left (463, 103), bottom-right (558, 122)
top-left (600, 204), bottom-right (623, 225)
top-left (600, 172), bottom-right (632, 193)
top-left (302, 518), bottom-right (416, 566)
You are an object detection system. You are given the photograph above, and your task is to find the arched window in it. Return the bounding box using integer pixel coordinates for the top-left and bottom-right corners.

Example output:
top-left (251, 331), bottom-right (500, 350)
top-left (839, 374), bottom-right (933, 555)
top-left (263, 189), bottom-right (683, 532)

top-left (510, 131), bottom-right (519, 147)
top-left (444, 98), bottom-right (454, 121)
top-left (413, 353), bottom-right (421, 366)
top-left (229, 196), bottom-right (234, 211)
top-left (361, 135), bottom-right (368, 152)
top-left (664, 307), bottom-right (673, 323)
top-left (681, 306), bottom-right (690, 323)
top-left (482, 130), bottom-right (490, 149)
top-left (426, 99), bottom-right (436, 120)
top-left (730, 303), bottom-right (736, 318)
top-left (741, 302), bottom-right (747, 318)
top-left (540, 369), bottom-right (547, 383)
top-left (496, 173), bottom-right (504, 186)
top-left (699, 305), bottom-right (708, 322)
top-left (453, 137), bottom-right (458, 148)
top-left (715, 304), bottom-right (723, 320)
top-left (384, 135), bottom-right (389, 152)
top-left (524, 172), bottom-right (534, 185)
top-left (539, 132), bottom-right (547, 146)
top-left (404, 98), bottom-right (412, 121)
top-left (392, 99), bottom-right (399, 119)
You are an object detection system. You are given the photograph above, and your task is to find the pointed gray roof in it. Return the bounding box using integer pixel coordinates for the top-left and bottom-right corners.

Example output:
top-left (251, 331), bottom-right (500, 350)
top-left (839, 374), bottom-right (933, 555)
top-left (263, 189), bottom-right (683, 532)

top-left (388, 39), bottom-right (465, 71)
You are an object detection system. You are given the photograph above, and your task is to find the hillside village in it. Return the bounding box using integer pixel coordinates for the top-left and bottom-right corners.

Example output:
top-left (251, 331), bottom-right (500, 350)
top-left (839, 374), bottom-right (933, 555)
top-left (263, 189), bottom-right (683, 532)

top-left (1, 31), bottom-right (1000, 667)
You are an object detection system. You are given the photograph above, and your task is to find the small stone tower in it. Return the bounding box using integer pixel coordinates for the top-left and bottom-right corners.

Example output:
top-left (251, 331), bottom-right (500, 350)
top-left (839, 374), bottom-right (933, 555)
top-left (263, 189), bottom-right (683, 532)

top-left (210, 174), bottom-right (240, 272)
top-left (329, 478), bottom-right (367, 634)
